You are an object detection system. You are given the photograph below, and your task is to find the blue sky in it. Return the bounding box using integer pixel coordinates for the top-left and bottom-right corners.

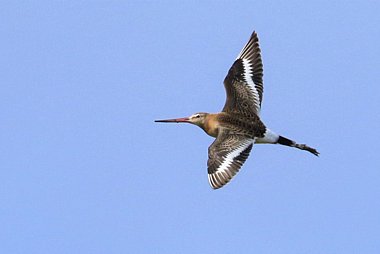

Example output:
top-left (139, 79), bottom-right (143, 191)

top-left (1, 1), bottom-right (380, 253)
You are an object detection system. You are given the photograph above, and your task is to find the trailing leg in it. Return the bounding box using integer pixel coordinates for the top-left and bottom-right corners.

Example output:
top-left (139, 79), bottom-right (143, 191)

top-left (278, 136), bottom-right (319, 156)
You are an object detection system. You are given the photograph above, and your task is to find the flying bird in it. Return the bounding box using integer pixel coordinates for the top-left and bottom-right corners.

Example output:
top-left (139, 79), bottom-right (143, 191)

top-left (155, 31), bottom-right (319, 189)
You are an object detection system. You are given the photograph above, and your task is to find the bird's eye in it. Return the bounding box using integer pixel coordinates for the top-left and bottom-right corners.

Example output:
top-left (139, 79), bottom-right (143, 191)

top-left (195, 114), bottom-right (200, 118)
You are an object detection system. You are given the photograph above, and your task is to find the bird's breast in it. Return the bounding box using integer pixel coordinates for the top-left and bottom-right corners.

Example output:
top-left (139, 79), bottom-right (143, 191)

top-left (203, 115), bottom-right (220, 138)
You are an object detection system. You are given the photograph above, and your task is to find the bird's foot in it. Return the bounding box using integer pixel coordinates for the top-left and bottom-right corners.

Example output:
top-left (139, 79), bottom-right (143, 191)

top-left (294, 143), bottom-right (319, 156)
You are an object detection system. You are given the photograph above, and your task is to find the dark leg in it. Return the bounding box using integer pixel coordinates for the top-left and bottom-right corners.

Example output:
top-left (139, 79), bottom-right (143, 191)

top-left (277, 136), bottom-right (319, 156)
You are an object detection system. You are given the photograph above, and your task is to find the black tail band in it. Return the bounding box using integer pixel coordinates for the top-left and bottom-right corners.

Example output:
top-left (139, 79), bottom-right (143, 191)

top-left (277, 136), bottom-right (294, 147)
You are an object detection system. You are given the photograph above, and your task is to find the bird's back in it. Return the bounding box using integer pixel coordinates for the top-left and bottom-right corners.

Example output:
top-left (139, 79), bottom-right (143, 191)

top-left (216, 112), bottom-right (266, 139)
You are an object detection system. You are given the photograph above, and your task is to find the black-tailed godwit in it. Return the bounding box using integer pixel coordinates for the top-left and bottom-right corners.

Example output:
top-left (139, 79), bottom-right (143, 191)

top-left (155, 31), bottom-right (319, 189)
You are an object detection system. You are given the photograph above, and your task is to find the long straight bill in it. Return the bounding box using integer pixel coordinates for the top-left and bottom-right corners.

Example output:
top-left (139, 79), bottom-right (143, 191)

top-left (154, 117), bottom-right (189, 123)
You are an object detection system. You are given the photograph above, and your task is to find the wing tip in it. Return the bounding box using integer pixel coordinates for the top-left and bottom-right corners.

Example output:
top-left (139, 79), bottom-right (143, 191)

top-left (208, 173), bottom-right (231, 190)
top-left (236, 30), bottom-right (261, 60)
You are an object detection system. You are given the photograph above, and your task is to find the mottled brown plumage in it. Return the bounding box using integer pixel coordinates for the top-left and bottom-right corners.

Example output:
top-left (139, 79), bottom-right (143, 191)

top-left (155, 31), bottom-right (319, 189)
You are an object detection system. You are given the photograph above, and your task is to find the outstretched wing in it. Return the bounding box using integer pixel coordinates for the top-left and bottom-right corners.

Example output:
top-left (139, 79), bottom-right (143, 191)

top-left (222, 31), bottom-right (264, 116)
top-left (207, 129), bottom-right (254, 189)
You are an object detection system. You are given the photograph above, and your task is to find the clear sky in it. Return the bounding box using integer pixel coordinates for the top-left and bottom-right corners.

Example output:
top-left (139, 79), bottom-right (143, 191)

top-left (1, 1), bottom-right (380, 253)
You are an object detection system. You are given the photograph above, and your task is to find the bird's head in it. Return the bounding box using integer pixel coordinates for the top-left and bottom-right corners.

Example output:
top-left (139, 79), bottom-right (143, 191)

top-left (188, 112), bottom-right (208, 126)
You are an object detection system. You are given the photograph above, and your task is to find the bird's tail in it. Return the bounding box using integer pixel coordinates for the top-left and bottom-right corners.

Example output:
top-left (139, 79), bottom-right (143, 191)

top-left (277, 136), bottom-right (319, 156)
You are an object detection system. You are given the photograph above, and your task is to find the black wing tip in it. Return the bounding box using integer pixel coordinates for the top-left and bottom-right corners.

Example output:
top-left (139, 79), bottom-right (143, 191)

top-left (239, 30), bottom-right (261, 59)
top-left (250, 30), bottom-right (259, 41)
top-left (211, 184), bottom-right (222, 190)
top-left (208, 173), bottom-right (233, 190)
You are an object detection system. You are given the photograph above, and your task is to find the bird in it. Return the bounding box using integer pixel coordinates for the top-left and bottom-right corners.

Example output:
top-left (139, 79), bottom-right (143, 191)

top-left (155, 31), bottom-right (319, 189)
